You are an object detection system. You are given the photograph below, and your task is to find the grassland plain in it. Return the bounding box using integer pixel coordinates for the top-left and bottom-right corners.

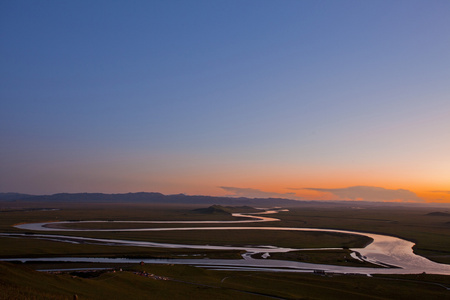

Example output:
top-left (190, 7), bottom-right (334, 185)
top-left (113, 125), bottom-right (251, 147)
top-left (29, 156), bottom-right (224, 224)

top-left (271, 206), bottom-right (450, 264)
top-left (1, 262), bottom-right (449, 300)
top-left (1, 202), bottom-right (449, 263)
top-left (1, 201), bottom-right (450, 299)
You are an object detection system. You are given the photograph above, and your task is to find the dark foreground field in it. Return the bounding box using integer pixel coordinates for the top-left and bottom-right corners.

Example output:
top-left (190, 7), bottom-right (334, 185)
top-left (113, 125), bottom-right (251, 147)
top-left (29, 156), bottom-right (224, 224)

top-left (1, 200), bottom-right (449, 299)
top-left (1, 262), bottom-right (450, 300)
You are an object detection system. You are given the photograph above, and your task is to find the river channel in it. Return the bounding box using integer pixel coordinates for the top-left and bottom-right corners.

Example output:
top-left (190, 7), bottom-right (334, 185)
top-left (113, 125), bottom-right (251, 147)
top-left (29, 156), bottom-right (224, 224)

top-left (2, 209), bottom-right (450, 275)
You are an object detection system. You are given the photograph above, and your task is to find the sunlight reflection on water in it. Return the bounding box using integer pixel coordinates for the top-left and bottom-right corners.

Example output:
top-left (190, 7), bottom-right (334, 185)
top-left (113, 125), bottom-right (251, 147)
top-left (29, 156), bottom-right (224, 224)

top-left (4, 209), bottom-right (450, 275)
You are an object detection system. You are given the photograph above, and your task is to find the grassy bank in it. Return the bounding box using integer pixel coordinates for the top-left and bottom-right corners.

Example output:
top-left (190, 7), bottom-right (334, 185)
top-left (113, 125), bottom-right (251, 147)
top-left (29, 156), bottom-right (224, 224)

top-left (1, 262), bottom-right (449, 300)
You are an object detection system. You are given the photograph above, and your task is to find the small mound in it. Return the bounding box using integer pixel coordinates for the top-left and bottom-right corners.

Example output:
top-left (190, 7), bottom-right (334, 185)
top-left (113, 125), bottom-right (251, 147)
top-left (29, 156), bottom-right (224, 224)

top-left (426, 212), bottom-right (450, 217)
top-left (193, 205), bottom-right (232, 214)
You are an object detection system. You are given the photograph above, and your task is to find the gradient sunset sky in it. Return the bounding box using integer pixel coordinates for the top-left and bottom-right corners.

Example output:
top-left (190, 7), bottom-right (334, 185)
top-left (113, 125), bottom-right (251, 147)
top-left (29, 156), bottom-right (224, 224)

top-left (1, 1), bottom-right (449, 203)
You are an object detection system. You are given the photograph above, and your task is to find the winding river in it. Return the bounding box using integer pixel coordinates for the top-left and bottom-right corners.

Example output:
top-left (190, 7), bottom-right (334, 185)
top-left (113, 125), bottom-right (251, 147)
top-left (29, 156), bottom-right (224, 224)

top-left (2, 209), bottom-right (450, 275)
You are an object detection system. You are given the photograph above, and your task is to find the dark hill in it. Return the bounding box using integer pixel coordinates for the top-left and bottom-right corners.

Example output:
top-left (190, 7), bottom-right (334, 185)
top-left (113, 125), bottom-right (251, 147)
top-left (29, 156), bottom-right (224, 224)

top-left (0, 193), bottom-right (35, 201)
top-left (193, 205), bottom-right (232, 214)
top-left (426, 212), bottom-right (450, 217)
top-left (1, 192), bottom-right (305, 207)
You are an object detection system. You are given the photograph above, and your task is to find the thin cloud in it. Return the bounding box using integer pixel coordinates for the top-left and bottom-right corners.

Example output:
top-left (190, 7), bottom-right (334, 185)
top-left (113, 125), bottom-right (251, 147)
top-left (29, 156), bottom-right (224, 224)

top-left (303, 186), bottom-right (424, 202)
top-left (431, 190), bottom-right (450, 194)
top-left (220, 186), bottom-right (300, 200)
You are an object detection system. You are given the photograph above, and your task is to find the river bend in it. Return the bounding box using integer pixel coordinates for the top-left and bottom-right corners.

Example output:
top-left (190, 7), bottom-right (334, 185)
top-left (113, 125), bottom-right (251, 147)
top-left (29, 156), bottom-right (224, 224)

top-left (3, 209), bottom-right (450, 275)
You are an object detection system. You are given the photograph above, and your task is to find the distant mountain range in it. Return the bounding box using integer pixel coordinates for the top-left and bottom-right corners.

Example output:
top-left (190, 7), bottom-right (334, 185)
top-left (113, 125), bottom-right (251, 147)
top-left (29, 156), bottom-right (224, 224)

top-left (0, 193), bottom-right (35, 201)
top-left (0, 192), bottom-right (307, 207)
top-left (1, 192), bottom-right (448, 208)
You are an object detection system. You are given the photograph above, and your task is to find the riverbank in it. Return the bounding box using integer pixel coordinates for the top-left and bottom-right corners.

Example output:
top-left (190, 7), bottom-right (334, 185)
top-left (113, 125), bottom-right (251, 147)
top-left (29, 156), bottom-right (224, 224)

top-left (3, 207), bottom-right (450, 275)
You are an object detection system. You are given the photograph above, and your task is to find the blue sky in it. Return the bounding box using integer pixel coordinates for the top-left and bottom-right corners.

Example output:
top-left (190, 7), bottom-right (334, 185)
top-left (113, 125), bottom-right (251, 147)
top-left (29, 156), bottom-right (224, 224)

top-left (1, 1), bottom-right (449, 202)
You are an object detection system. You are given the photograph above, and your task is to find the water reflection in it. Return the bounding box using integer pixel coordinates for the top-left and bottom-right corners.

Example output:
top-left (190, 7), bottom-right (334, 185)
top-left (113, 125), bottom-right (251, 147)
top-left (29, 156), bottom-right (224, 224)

top-left (3, 209), bottom-right (450, 275)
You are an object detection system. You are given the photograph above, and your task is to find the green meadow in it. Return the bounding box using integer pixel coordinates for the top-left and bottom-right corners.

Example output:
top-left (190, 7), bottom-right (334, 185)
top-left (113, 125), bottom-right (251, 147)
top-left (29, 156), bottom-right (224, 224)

top-left (1, 261), bottom-right (449, 300)
top-left (1, 202), bottom-right (448, 263)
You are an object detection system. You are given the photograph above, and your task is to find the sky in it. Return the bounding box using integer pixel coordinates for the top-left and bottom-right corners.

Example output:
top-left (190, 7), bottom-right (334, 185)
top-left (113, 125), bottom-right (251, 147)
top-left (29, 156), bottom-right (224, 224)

top-left (1, 0), bottom-right (449, 203)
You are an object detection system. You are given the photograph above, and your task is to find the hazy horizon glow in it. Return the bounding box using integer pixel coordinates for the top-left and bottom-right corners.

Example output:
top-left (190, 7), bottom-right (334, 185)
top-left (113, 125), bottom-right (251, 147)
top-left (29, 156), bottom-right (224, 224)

top-left (1, 1), bottom-right (449, 203)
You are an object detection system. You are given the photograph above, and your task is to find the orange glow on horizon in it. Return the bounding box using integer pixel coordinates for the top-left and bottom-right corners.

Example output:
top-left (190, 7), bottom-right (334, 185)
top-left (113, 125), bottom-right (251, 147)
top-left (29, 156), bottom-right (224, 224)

top-left (208, 183), bottom-right (450, 203)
